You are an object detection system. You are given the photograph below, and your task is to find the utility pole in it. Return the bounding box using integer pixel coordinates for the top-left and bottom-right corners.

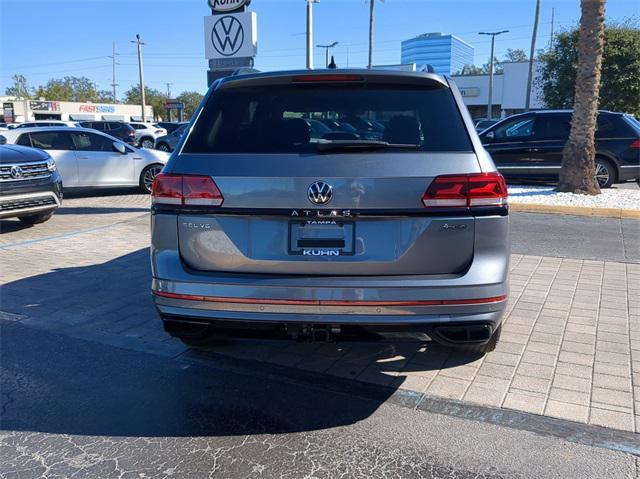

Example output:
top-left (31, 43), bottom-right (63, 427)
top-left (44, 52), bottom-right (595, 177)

top-left (109, 41), bottom-right (119, 103)
top-left (306, 0), bottom-right (320, 69)
top-left (479, 30), bottom-right (509, 119)
top-left (525, 0), bottom-right (541, 111)
top-left (316, 42), bottom-right (338, 67)
top-left (131, 34), bottom-right (146, 121)
top-left (367, 0), bottom-right (375, 69)
top-left (165, 83), bottom-right (172, 98)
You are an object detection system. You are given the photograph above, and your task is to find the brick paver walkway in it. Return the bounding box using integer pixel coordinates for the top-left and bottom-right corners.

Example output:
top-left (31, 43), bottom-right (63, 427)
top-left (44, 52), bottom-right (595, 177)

top-left (1, 194), bottom-right (638, 432)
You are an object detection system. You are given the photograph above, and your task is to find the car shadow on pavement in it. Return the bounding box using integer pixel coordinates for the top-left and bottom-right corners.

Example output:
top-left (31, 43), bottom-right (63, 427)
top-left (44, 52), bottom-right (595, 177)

top-left (1, 247), bottom-right (483, 438)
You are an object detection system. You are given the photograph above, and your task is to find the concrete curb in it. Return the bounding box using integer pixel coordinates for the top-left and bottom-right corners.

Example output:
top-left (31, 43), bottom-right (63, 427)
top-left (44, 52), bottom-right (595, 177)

top-left (510, 202), bottom-right (640, 219)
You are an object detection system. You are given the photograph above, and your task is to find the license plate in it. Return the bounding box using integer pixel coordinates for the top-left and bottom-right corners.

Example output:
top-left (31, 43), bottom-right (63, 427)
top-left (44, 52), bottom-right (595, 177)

top-left (288, 220), bottom-right (355, 256)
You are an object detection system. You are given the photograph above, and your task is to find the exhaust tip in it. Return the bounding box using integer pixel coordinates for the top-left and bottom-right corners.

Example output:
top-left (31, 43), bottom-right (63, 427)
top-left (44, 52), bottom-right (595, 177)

top-left (432, 324), bottom-right (492, 344)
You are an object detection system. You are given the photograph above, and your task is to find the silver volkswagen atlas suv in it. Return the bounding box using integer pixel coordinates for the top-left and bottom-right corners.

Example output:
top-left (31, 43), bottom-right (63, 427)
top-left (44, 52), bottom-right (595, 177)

top-left (150, 69), bottom-right (510, 353)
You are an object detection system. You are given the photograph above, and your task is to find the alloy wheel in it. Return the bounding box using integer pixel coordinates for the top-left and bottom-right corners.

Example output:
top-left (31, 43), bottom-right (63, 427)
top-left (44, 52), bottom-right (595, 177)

top-left (142, 139), bottom-right (155, 149)
top-left (594, 162), bottom-right (610, 187)
top-left (143, 165), bottom-right (163, 193)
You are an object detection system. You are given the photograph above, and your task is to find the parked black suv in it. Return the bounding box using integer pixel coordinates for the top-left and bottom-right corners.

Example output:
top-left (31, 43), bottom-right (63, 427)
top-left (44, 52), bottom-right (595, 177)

top-left (479, 110), bottom-right (640, 188)
top-left (0, 145), bottom-right (62, 224)
top-left (78, 121), bottom-right (136, 146)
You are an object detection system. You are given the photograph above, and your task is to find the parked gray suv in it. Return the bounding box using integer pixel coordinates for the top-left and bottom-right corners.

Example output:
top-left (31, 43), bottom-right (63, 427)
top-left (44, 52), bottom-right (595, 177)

top-left (150, 70), bottom-right (509, 353)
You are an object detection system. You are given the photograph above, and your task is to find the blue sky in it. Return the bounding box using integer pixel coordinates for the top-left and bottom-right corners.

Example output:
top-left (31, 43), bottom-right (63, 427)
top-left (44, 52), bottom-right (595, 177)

top-left (1, 0), bottom-right (638, 97)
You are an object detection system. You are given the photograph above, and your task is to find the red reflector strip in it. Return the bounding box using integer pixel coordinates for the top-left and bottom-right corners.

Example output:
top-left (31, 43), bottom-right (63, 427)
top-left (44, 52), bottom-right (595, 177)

top-left (630, 139), bottom-right (640, 149)
top-left (152, 290), bottom-right (507, 306)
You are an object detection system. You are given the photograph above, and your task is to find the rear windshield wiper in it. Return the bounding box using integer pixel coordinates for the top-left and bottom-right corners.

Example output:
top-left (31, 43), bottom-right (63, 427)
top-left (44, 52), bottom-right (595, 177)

top-left (316, 140), bottom-right (421, 152)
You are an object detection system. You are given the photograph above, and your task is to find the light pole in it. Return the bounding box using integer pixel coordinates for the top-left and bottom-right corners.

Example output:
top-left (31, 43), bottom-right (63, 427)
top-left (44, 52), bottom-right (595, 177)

top-left (525, 0), bottom-right (541, 111)
top-left (479, 30), bottom-right (508, 119)
top-left (131, 34), bottom-right (146, 121)
top-left (306, 0), bottom-right (320, 69)
top-left (316, 42), bottom-right (338, 68)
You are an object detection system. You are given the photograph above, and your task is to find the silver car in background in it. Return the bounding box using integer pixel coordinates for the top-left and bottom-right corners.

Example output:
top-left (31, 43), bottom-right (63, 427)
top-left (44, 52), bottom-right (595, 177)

top-left (0, 127), bottom-right (169, 193)
top-left (151, 70), bottom-right (509, 353)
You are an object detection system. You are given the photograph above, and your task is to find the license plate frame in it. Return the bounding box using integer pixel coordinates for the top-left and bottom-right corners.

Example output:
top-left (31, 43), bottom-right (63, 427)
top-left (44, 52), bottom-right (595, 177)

top-left (288, 219), bottom-right (355, 256)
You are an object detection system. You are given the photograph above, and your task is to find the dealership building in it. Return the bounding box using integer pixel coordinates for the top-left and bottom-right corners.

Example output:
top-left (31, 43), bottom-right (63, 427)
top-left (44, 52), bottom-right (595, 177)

top-left (450, 61), bottom-right (545, 118)
top-left (1, 98), bottom-right (152, 124)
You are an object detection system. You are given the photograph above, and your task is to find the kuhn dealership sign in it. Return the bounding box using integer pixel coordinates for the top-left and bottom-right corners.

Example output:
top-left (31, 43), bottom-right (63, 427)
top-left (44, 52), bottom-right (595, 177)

top-left (208, 0), bottom-right (250, 12)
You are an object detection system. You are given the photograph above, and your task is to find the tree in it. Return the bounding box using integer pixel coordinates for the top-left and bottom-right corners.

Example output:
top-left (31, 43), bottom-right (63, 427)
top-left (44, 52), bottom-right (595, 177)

top-left (123, 85), bottom-right (167, 120)
top-left (539, 20), bottom-right (640, 117)
top-left (5, 74), bottom-right (31, 99)
top-left (504, 48), bottom-right (528, 62)
top-left (453, 50), bottom-right (527, 75)
top-left (33, 76), bottom-right (112, 103)
top-left (557, 0), bottom-right (606, 195)
top-left (455, 64), bottom-right (484, 75)
top-left (177, 91), bottom-right (204, 119)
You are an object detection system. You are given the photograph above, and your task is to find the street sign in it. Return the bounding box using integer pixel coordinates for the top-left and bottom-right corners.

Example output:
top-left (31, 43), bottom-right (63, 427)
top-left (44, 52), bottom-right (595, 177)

top-left (204, 12), bottom-right (257, 60)
top-left (165, 100), bottom-right (184, 109)
top-left (208, 0), bottom-right (250, 13)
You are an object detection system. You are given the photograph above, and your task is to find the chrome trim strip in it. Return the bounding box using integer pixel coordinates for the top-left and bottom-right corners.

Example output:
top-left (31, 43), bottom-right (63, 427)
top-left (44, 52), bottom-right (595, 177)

top-left (0, 160), bottom-right (50, 167)
top-left (0, 191), bottom-right (60, 218)
top-left (619, 165), bottom-right (640, 169)
top-left (0, 173), bottom-right (52, 182)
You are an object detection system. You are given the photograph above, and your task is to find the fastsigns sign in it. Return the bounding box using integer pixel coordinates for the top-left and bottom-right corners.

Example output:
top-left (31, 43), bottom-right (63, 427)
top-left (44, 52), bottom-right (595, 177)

top-left (208, 0), bottom-right (250, 12)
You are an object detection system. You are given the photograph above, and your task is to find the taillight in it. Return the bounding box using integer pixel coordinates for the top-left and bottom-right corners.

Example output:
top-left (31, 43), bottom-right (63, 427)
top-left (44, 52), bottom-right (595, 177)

top-left (152, 173), bottom-right (224, 207)
top-left (422, 172), bottom-right (507, 208)
top-left (630, 139), bottom-right (640, 149)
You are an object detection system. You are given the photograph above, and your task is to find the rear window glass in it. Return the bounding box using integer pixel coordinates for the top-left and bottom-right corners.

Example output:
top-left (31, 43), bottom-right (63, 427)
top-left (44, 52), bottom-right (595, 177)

top-left (183, 84), bottom-right (473, 153)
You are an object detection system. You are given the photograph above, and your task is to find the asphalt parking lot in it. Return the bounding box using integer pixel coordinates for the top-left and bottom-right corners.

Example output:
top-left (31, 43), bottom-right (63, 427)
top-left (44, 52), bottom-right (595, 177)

top-left (1, 191), bottom-right (639, 477)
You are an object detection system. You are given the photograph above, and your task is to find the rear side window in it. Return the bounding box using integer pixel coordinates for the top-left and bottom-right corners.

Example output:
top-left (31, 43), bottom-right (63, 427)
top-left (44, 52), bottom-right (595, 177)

top-left (183, 83), bottom-right (473, 153)
top-left (29, 131), bottom-right (74, 150)
top-left (536, 114), bottom-right (571, 140)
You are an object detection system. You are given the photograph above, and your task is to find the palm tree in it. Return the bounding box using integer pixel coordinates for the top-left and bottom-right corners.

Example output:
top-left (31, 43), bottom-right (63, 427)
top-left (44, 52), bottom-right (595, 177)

top-left (557, 0), bottom-right (607, 194)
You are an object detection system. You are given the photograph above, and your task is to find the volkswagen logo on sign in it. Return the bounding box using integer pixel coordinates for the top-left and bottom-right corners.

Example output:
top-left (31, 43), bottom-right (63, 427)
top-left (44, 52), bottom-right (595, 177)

top-left (308, 181), bottom-right (333, 205)
top-left (211, 16), bottom-right (244, 56)
top-left (10, 165), bottom-right (24, 179)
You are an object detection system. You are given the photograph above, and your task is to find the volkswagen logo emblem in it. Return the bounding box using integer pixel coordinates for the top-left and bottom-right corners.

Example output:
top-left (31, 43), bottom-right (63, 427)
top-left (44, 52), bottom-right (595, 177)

top-left (10, 165), bottom-right (23, 179)
top-left (211, 16), bottom-right (244, 57)
top-left (308, 181), bottom-right (332, 205)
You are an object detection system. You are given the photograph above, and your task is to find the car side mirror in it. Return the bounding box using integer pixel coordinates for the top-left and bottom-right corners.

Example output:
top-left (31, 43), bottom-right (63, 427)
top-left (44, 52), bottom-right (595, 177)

top-left (483, 131), bottom-right (495, 142)
top-left (113, 142), bottom-right (127, 154)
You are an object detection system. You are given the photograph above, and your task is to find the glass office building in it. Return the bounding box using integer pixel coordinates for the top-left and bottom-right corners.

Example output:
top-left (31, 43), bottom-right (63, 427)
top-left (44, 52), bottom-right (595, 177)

top-left (401, 32), bottom-right (474, 75)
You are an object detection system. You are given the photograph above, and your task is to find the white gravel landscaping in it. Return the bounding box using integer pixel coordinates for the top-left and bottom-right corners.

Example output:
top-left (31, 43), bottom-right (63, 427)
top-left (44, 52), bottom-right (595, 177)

top-left (507, 185), bottom-right (640, 210)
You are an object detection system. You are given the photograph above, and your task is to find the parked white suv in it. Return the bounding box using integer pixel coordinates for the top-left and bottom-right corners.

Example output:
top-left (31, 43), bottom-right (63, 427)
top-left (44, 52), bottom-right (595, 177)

top-left (129, 122), bottom-right (167, 149)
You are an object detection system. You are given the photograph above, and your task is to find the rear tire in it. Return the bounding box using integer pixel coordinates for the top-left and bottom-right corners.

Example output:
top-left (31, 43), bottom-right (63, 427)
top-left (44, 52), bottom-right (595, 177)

top-left (140, 137), bottom-right (155, 149)
top-left (594, 158), bottom-right (616, 188)
top-left (139, 163), bottom-right (164, 194)
top-left (156, 143), bottom-right (171, 152)
top-left (456, 324), bottom-right (501, 354)
top-left (18, 212), bottom-right (54, 225)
